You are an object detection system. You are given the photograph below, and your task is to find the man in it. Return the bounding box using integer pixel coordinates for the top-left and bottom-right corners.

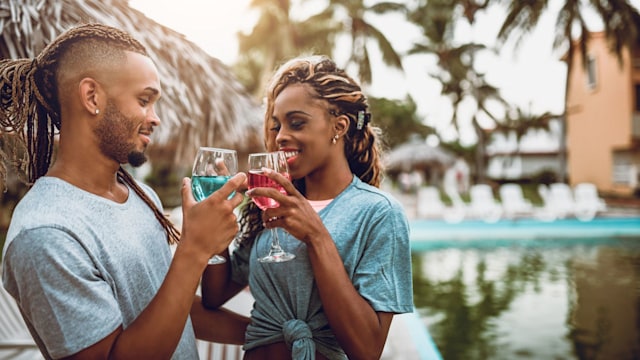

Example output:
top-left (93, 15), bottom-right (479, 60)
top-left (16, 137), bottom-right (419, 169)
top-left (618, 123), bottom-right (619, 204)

top-left (0, 23), bottom-right (248, 359)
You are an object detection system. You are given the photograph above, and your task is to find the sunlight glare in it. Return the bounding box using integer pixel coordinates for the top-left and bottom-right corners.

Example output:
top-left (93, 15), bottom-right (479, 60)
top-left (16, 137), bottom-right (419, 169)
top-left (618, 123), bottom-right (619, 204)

top-left (129, 0), bottom-right (254, 64)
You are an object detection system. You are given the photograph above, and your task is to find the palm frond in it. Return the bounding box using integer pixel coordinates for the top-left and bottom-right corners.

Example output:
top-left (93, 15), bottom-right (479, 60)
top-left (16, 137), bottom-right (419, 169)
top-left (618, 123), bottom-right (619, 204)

top-left (364, 21), bottom-right (402, 68)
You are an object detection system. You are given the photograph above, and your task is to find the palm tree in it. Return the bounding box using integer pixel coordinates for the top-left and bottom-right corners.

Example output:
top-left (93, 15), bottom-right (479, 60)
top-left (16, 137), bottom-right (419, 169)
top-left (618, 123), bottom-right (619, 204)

top-left (235, 0), bottom-right (339, 97)
top-left (407, 0), bottom-right (506, 182)
top-left (490, 106), bottom-right (559, 170)
top-left (318, 0), bottom-right (407, 85)
top-left (368, 96), bottom-right (435, 149)
top-left (494, 0), bottom-right (640, 182)
top-left (493, 107), bottom-right (557, 144)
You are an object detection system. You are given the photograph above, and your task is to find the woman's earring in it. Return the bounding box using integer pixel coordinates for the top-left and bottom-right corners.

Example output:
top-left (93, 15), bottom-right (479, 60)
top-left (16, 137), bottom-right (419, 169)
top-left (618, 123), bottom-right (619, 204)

top-left (95, 109), bottom-right (100, 115)
top-left (332, 135), bottom-right (339, 144)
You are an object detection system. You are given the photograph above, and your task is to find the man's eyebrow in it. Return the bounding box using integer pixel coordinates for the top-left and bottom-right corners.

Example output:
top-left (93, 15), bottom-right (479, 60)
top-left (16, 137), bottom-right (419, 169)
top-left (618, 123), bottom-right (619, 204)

top-left (144, 87), bottom-right (160, 95)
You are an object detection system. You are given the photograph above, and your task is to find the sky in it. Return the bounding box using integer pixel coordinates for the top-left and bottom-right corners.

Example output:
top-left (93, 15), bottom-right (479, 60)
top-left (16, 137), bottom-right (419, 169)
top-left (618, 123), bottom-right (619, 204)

top-left (127, 0), bottom-right (621, 145)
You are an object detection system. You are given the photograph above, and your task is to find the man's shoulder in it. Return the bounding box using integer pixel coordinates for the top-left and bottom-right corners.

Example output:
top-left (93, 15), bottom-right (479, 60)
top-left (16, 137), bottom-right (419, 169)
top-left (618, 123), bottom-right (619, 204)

top-left (6, 178), bottom-right (93, 244)
top-left (12, 177), bottom-right (79, 217)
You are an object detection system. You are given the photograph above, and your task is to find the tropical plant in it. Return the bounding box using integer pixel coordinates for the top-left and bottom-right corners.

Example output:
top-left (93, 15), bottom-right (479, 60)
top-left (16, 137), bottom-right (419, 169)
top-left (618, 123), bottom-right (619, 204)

top-left (235, 0), bottom-right (340, 97)
top-left (440, 139), bottom-right (477, 172)
top-left (318, 0), bottom-right (407, 85)
top-left (492, 107), bottom-right (558, 145)
top-left (368, 95), bottom-right (434, 149)
top-left (407, 0), bottom-right (507, 181)
top-left (465, 78), bottom-right (506, 182)
top-left (487, 106), bottom-right (560, 181)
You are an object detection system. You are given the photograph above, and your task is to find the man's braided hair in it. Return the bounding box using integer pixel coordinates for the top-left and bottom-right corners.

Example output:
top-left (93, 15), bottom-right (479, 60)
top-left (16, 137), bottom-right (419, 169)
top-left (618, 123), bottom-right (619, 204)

top-left (0, 23), bottom-right (180, 244)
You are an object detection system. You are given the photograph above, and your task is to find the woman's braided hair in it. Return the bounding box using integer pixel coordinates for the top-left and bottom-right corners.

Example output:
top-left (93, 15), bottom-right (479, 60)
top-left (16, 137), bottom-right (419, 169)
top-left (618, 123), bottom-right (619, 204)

top-left (0, 23), bottom-right (180, 244)
top-left (236, 55), bottom-right (385, 248)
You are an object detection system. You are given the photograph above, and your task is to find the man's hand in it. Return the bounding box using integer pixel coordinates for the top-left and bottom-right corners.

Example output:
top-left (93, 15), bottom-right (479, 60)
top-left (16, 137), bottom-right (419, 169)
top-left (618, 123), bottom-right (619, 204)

top-left (180, 173), bottom-right (246, 263)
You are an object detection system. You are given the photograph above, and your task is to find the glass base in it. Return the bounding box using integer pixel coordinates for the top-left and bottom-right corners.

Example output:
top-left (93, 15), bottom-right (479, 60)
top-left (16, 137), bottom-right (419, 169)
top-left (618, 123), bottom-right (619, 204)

top-left (208, 255), bottom-right (227, 265)
top-left (258, 251), bottom-right (295, 263)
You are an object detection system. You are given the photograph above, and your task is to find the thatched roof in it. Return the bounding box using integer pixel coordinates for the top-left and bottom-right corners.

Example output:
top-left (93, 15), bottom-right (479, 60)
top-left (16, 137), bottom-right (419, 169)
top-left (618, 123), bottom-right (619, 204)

top-left (0, 0), bottom-right (264, 164)
top-left (384, 139), bottom-right (455, 173)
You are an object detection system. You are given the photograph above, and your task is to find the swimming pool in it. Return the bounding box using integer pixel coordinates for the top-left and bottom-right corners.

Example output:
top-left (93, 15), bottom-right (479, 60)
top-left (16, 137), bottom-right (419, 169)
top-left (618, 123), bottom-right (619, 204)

top-left (411, 217), bottom-right (640, 360)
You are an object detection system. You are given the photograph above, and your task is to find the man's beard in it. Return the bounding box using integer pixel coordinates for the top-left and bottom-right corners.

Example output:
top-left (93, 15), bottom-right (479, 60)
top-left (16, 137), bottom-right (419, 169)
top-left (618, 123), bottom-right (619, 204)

top-left (128, 151), bottom-right (147, 167)
top-left (97, 100), bottom-right (149, 167)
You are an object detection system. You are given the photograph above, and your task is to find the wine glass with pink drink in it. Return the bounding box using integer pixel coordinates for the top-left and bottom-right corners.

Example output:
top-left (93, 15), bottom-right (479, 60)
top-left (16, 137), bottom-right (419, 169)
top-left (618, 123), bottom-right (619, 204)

top-left (247, 151), bottom-right (296, 263)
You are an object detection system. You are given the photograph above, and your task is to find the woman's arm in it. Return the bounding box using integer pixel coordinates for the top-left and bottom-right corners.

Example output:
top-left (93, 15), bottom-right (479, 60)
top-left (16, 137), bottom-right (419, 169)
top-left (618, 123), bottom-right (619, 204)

top-left (305, 233), bottom-right (394, 359)
top-left (201, 256), bottom-right (247, 309)
top-left (190, 295), bottom-right (249, 344)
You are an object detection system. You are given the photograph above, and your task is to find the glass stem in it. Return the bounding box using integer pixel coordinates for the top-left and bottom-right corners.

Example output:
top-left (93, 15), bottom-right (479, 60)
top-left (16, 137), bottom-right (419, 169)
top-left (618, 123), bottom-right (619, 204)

top-left (270, 228), bottom-right (283, 252)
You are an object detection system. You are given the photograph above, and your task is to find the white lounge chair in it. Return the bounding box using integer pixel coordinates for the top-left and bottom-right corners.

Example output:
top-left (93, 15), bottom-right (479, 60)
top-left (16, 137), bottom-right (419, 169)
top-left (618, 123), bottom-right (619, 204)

top-left (417, 186), bottom-right (465, 223)
top-left (499, 183), bottom-right (533, 219)
top-left (573, 182), bottom-right (607, 222)
top-left (443, 182), bottom-right (468, 223)
top-left (547, 183), bottom-right (576, 219)
top-left (468, 184), bottom-right (502, 223)
top-left (532, 184), bottom-right (558, 222)
top-left (417, 186), bottom-right (446, 218)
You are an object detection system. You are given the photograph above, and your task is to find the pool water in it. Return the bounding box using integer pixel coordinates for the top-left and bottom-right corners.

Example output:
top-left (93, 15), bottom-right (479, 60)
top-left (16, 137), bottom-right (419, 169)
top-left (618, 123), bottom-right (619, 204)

top-left (412, 237), bottom-right (640, 360)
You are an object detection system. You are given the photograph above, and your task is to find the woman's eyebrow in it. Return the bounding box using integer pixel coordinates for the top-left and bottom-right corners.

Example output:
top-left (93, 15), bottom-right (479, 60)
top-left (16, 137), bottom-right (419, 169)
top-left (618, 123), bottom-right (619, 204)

top-left (272, 110), bottom-right (311, 121)
top-left (285, 110), bottom-right (312, 118)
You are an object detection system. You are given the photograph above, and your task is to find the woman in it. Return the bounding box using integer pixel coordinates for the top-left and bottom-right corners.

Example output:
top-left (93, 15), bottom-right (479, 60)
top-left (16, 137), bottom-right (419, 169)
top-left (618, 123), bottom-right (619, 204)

top-left (202, 55), bottom-right (413, 359)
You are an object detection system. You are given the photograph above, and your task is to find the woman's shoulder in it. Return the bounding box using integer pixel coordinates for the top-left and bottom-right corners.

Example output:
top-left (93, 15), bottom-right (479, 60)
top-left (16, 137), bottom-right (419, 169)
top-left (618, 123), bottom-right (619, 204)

top-left (345, 177), bottom-right (404, 211)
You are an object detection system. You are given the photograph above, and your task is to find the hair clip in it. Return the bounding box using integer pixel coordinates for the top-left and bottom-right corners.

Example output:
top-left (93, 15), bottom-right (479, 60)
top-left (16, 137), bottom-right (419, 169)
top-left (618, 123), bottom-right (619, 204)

top-left (357, 110), bottom-right (371, 130)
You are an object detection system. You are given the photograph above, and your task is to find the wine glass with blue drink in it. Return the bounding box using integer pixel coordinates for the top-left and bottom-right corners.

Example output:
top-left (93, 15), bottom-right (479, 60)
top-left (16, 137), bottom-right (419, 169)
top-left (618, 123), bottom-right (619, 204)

top-left (191, 147), bottom-right (238, 265)
top-left (248, 151), bottom-right (296, 263)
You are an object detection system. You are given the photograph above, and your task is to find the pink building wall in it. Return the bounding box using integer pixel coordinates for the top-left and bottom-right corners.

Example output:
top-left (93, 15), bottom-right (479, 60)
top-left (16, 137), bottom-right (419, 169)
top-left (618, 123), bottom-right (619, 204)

top-left (565, 32), bottom-right (639, 195)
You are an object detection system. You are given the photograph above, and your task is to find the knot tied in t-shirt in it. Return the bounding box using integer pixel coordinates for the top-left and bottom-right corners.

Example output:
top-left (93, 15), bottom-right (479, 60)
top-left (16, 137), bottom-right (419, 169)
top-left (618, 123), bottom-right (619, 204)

top-left (284, 319), bottom-right (314, 359)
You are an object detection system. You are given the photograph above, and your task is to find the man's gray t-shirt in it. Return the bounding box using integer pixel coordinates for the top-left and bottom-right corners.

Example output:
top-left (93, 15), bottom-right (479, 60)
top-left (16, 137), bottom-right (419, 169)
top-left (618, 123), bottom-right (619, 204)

top-left (2, 177), bottom-right (198, 359)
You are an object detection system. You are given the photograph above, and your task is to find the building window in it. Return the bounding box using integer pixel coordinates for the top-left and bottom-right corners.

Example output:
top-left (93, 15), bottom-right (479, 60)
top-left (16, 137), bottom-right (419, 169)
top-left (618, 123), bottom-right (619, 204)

top-left (613, 160), bottom-right (633, 185)
top-left (586, 54), bottom-right (597, 89)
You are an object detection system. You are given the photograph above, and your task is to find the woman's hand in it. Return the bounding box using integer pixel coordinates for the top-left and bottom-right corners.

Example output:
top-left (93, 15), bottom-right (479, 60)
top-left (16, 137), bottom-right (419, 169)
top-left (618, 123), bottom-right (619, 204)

top-left (245, 169), bottom-right (328, 245)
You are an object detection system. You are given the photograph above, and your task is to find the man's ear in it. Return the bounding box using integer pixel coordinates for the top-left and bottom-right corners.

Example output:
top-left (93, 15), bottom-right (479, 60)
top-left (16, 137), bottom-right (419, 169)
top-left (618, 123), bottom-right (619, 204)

top-left (78, 77), bottom-right (101, 116)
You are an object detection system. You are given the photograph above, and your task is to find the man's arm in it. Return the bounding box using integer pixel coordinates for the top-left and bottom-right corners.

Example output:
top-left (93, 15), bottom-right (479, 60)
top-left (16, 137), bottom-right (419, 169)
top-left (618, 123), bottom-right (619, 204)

top-left (63, 174), bottom-right (247, 359)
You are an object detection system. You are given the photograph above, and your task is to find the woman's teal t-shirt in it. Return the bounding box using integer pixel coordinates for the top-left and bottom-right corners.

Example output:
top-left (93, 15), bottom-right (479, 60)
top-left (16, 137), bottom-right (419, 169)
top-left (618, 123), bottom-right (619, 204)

top-left (231, 175), bottom-right (414, 359)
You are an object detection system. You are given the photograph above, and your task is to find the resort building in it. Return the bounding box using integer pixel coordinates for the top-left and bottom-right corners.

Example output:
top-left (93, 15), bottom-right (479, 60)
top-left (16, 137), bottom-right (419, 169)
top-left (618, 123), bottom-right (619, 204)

top-left (565, 31), bottom-right (640, 196)
top-left (485, 118), bottom-right (562, 181)
top-left (486, 31), bottom-right (640, 196)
